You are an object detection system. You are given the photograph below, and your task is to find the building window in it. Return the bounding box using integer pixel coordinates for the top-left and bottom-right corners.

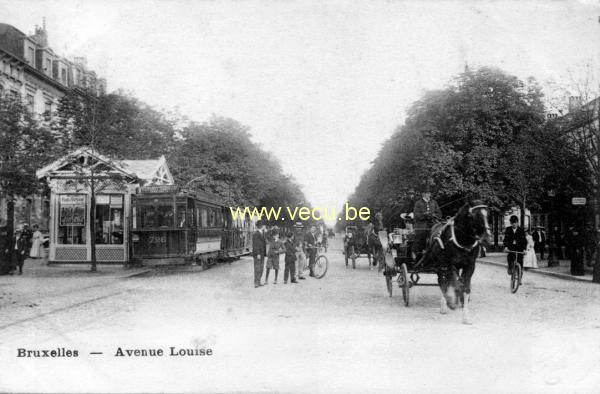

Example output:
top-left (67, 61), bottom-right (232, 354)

top-left (45, 58), bottom-right (51, 74)
top-left (61, 68), bottom-right (66, 84)
top-left (58, 195), bottom-right (86, 245)
top-left (94, 195), bottom-right (124, 244)
top-left (26, 94), bottom-right (34, 113)
top-left (27, 47), bottom-right (34, 65)
top-left (44, 100), bottom-right (52, 118)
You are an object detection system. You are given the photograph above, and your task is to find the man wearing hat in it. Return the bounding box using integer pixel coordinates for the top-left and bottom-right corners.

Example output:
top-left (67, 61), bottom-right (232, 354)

top-left (413, 187), bottom-right (442, 258)
top-left (503, 215), bottom-right (527, 276)
top-left (11, 227), bottom-right (28, 275)
top-left (532, 226), bottom-right (546, 260)
top-left (252, 220), bottom-right (268, 287)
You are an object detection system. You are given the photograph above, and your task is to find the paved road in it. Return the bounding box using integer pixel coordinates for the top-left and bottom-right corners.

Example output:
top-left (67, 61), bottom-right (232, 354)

top-left (1, 238), bottom-right (599, 393)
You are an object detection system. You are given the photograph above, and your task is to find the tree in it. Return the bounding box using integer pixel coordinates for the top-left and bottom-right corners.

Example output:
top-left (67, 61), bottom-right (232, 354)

top-left (345, 67), bottom-right (548, 233)
top-left (0, 94), bottom-right (56, 236)
top-left (54, 89), bottom-right (136, 271)
top-left (169, 116), bottom-right (306, 222)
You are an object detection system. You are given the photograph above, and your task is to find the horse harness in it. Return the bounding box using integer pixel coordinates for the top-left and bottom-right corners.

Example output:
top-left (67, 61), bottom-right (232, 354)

top-left (432, 204), bottom-right (488, 253)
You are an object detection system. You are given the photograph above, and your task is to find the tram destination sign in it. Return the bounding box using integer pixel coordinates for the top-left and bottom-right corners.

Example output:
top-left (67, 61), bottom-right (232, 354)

top-left (572, 197), bottom-right (587, 205)
top-left (141, 185), bottom-right (179, 194)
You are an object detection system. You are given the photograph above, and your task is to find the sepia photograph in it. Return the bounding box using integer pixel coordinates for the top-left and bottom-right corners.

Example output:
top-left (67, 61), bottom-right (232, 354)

top-left (0, 0), bottom-right (599, 392)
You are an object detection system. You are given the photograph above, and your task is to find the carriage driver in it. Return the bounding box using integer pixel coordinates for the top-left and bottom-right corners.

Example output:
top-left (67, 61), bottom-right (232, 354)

top-left (413, 187), bottom-right (442, 258)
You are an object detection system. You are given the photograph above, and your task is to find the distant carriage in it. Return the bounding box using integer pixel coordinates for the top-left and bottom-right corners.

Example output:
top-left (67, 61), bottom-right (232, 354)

top-left (130, 185), bottom-right (254, 267)
top-left (343, 225), bottom-right (374, 268)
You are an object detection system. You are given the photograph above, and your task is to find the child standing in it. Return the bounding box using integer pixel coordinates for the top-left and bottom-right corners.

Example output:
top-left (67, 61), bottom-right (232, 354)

top-left (284, 232), bottom-right (298, 284)
top-left (265, 232), bottom-right (284, 284)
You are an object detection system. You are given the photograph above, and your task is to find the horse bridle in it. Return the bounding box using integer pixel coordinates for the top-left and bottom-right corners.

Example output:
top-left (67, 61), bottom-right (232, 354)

top-left (438, 204), bottom-right (490, 252)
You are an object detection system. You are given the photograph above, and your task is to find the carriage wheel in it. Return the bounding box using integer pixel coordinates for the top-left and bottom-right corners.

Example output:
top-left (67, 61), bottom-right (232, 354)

top-left (313, 255), bottom-right (329, 279)
top-left (398, 263), bottom-right (410, 306)
top-left (510, 264), bottom-right (521, 293)
top-left (385, 273), bottom-right (393, 297)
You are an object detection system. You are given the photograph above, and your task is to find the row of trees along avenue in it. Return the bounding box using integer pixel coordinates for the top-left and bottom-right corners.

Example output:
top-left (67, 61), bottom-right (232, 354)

top-left (0, 88), bottom-right (306, 271)
top-left (338, 67), bottom-right (597, 282)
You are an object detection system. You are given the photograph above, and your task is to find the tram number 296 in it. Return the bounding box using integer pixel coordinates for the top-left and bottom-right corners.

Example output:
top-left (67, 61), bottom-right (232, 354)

top-left (148, 234), bottom-right (167, 244)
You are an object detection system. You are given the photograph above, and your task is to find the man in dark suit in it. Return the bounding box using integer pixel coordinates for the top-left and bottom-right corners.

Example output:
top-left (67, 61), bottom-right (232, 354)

top-left (304, 225), bottom-right (318, 277)
top-left (11, 228), bottom-right (28, 275)
top-left (252, 220), bottom-right (268, 288)
top-left (413, 189), bottom-right (442, 256)
top-left (533, 227), bottom-right (546, 260)
top-left (503, 215), bottom-right (527, 275)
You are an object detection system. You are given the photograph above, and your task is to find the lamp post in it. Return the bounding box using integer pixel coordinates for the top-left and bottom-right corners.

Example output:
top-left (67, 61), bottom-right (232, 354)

top-left (547, 189), bottom-right (559, 267)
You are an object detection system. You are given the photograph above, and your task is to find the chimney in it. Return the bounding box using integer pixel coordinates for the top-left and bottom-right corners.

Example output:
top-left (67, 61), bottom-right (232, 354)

top-left (73, 56), bottom-right (87, 68)
top-left (32, 18), bottom-right (49, 47)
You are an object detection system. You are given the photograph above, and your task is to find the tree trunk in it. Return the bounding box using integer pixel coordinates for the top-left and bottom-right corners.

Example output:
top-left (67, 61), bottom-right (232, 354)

top-left (90, 174), bottom-right (97, 272)
top-left (593, 189), bottom-right (600, 283)
top-left (6, 196), bottom-right (15, 237)
top-left (520, 197), bottom-right (526, 230)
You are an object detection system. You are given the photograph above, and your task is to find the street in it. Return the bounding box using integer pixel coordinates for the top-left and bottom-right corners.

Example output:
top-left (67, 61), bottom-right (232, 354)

top-left (1, 237), bottom-right (599, 393)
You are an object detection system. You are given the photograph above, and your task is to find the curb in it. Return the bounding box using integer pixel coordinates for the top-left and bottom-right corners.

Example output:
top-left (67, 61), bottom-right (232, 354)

top-left (478, 258), bottom-right (594, 283)
top-left (119, 268), bottom-right (153, 278)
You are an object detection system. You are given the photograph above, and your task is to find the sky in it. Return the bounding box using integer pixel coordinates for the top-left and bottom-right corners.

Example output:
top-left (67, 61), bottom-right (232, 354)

top-left (2, 0), bottom-right (600, 222)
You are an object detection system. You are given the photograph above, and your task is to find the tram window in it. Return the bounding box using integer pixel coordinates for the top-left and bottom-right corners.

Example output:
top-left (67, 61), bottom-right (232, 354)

top-left (94, 194), bottom-right (123, 244)
top-left (208, 209), bottom-right (214, 227)
top-left (200, 208), bottom-right (208, 228)
top-left (157, 205), bottom-right (174, 227)
top-left (140, 205), bottom-right (157, 228)
top-left (187, 205), bottom-right (195, 227)
top-left (176, 204), bottom-right (186, 227)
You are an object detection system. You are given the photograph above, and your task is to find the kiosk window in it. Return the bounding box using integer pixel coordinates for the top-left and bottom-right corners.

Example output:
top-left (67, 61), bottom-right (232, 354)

top-left (58, 195), bottom-right (86, 245)
top-left (95, 195), bottom-right (123, 244)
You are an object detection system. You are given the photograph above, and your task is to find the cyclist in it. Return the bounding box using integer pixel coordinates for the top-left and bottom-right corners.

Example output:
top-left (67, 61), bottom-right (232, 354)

top-left (304, 225), bottom-right (318, 277)
top-left (503, 215), bottom-right (527, 279)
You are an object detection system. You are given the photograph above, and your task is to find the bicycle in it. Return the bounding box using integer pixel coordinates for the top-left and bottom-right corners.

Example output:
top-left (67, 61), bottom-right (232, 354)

top-left (505, 250), bottom-right (525, 293)
top-left (302, 245), bottom-right (329, 279)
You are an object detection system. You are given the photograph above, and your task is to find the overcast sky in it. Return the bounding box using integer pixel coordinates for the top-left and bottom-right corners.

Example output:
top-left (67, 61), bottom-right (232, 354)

top-left (2, 0), bottom-right (599, 220)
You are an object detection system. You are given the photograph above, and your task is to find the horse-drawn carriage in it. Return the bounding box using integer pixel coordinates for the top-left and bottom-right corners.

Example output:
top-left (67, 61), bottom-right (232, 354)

top-left (343, 225), bottom-right (377, 269)
top-left (382, 199), bottom-right (492, 324)
top-left (383, 227), bottom-right (439, 306)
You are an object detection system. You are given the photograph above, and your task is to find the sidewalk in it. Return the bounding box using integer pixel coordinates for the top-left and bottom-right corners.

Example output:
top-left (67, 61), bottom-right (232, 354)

top-left (479, 252), bottom-right (595, 283)
top-left (1, 251), bottom-right (151, 279)
top-left (0, 253), bottom-right (151, 313)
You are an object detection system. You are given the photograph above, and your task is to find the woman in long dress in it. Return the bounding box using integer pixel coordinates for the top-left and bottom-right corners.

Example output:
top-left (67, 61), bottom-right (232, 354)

top-left (29, 225), bottom-right (43, 259)
top-left (523, 230), bottom-right (538, 269)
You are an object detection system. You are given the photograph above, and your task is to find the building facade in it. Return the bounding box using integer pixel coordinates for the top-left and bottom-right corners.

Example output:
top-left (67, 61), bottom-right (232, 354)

top-left (0, 20), bottom-right (106, 232)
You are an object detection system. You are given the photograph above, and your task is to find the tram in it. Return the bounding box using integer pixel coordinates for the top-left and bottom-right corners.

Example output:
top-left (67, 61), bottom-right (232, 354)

top-left (130, 185), bottom-right (253, 266)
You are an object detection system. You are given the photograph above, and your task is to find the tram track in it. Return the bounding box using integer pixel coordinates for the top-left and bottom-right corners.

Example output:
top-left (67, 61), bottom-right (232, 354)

top-left (0, 289), bottom-right (128, 331)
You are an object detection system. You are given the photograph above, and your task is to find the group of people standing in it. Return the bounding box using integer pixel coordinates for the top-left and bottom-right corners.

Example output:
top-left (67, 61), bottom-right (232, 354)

top-left (251, 220), bottom-right (321, 288)
top-left (0, 223), bottom-right (44, 275)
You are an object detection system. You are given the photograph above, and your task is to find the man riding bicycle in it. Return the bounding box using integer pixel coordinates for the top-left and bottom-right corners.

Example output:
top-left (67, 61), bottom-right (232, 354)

top-left (503, 215), bottom-right (527, 277)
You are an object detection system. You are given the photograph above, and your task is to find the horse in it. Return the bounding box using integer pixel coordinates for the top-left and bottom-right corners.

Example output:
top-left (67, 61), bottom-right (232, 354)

top-left (365, 224), bottom-right (385, 270)
top-left (418, 198), bottom-right (491, 324)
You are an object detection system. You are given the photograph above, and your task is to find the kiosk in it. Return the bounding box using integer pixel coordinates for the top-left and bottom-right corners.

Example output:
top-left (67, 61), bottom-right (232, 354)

top-left (36, 147), bottom-right (174, 264)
